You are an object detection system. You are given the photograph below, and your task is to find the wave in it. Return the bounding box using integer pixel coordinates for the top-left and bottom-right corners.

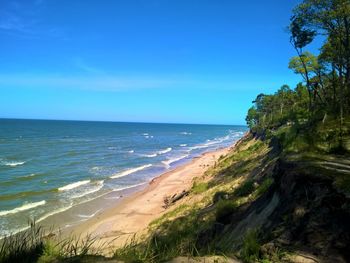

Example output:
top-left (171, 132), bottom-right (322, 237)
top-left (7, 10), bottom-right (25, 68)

top-left (58, 180), bottom-right (91, 191)
top-left (180, 132), bottom-right (192, 135)
top-left (180, 144), bottom-right (187, 147)
top-left (112, 182), bottom-right (146, 192)
top-left (70, 181), bottom-right (104, 199)
top-left (77, 208), bottom-right (102, 219)
top-left (110, 164), bottom-right (152, 179)
top-left (139, 153), bottom-right (157, 158)
top-left (189, 145), bottom-right (209, 150)
top-left (158, 147), bottom-right (172, 155)
top-left (37, 203), bottom-right (73, 223)
top-left (162, 155), bottom-right (189, 168)
top-left (0, 200), bottom-right (46, 217)
top-left (1, 161), bottom-right (25, 167)
top-left (128, 150), bottom-right (134, 153)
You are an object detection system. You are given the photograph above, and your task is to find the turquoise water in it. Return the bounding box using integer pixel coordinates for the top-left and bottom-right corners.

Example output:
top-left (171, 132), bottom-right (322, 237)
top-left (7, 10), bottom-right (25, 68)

top-left (0, 119), bottom-right (247, 237)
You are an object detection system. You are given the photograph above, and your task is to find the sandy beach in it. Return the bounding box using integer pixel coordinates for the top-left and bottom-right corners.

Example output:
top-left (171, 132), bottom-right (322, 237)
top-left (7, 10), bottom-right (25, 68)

top-left (70, 144), bottom-right (235, 251)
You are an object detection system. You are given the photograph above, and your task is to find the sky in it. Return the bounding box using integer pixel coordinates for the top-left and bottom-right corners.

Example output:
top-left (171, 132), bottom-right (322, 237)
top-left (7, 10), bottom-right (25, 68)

top-left (0, 0), bottom-right (322, 125)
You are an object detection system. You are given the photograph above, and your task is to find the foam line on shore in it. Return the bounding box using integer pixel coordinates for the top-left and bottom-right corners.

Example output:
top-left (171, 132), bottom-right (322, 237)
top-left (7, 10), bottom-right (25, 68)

top-left (58, 180), bottom-right (91, 191)
top-left (0, 200), bottom-right (46, 216)
top-left (162, 154), bottom-right (189, 168)
top-left (110, 164), bottom-right (152, 179)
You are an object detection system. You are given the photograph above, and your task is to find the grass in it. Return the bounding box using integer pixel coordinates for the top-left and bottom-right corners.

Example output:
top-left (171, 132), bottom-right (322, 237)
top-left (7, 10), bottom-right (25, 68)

top-left (240, 229), bottom-right (260, 263)
top-left (115, 209), bottom-right (211, 262)
top-left (0, 222), bottom-right (45, 263)
top-left (0, 222), bottom-right (109, 263)
top-left (191, 181), bottom-right (209, 194)
top-left (0, 135), bottom-right (280, 263)
top-left (234, 180), bottom-right (255, 197)
top-left (215, 199), bottom-right (238, 224)
top-left (254, 178), bottom-right (273, 198)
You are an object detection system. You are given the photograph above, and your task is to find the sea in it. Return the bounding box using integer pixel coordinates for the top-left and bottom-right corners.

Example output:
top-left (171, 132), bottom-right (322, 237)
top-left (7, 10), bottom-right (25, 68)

top-left (0, 119), bottom-right (247, 237)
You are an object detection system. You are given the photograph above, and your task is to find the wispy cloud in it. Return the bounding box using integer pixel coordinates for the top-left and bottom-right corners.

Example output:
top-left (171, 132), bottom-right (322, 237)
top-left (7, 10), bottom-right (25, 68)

top-left (73, 58), bottom-right (105, 74)
top-left (0, 74), bottom-right (197, 92)
top-left (0, 72), bottom-right (275, 92)
top-left (0, 0), bottom-right (65, 39)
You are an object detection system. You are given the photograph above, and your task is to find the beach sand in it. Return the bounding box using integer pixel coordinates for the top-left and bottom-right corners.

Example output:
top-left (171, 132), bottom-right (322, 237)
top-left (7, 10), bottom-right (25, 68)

top-left (70, 145), bottom-right (235, 252)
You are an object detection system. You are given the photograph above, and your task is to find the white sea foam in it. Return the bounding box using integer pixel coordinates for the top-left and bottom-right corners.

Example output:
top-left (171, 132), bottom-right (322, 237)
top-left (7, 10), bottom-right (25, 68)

top-left (180, 144), bottom-right (187, 147)
top-left (71, 181), bottom-right (104, 199)
top-left (58, 180), bottom-right (91, 191)
top-left (180, 132), bottom-right (192, 135)
top-left (157, 147), bottom-right (172, 155)
top-left (189, 145), bottom-right (209, 150)
top-left (0, 200), bottom-right (46, 217)
top-left (22, 173), bottom-right (36, 178)
top-left (140, 153), bottom-right (157, 158)
top-left (110, 164), bottom-right (152, 179)
top-left (128, 150), bottom-right (134, 153)
top-left (37, 204), bottom-right (73, 223)
top-left (2, 161), bottom-right (25, 167)
top-left (77, 209), bottom-right (102, 219)
top-left (162, 155), bottom-right (189, 168)
top-left (112, 182), bottom-right (146, 192)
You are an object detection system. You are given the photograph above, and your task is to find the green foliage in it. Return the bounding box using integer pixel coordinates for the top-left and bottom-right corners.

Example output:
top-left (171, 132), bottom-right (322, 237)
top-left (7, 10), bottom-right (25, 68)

top-left (234, 180), bottom-right (255, 197)
top-left (115, 209), bottom-right (209, 262)
top-left (0, 222), bottom-right (109, 263)
top-left (241, 229), bottom-right (260, 263)
top-left (215, 199), bottom-right (238, 224)
top-left (0, 223), bottom-right (45, 263)
top-left (191, 181), bottom-right (209, 194)
top-left (255, 178), bottom-right (273, 198)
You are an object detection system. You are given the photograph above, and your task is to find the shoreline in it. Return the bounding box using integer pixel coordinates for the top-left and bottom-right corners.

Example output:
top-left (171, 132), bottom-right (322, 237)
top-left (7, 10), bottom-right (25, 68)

top-left (68, 143), bottom-right (237, 250)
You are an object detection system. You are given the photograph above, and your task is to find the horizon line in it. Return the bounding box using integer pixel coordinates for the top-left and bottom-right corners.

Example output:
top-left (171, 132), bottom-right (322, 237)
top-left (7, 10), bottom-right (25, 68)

top-left (0, 117), bottom-right (247, 127)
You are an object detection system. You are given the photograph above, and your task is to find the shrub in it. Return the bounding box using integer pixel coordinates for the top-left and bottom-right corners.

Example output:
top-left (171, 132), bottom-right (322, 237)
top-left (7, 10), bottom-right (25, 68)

top-left (234, 180), bottom-right (255, 197)
top-left (241, 229), bottom-right (260, 263)
top-left (215, 199), bottom-right (237, 224)
top-left (255, 178), bottom-right (273, 197)
top-left (191, 182), bottom-right (208, 194)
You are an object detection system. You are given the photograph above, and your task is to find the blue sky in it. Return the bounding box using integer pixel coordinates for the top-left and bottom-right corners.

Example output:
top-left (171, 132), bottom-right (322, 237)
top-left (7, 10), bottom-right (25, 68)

top-left (0, 0), bottom-right (321, 125)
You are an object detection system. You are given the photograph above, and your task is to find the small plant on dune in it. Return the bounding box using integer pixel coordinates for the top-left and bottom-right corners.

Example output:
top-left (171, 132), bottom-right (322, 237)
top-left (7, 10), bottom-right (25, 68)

top-left (0, 221), bottom-right (45, 263)
top-left (240, 229), bottom-right (260, 263)
top-left (215, 199), bottom-right (238, 224)
top-left (234, 180), bottom-right (255, 197)
top-left (255, 178), bottom-right (274, 198)
top-left (0, 221), bottom-right (109, 263)
top-left (191, 181), bottom-right (209, 194)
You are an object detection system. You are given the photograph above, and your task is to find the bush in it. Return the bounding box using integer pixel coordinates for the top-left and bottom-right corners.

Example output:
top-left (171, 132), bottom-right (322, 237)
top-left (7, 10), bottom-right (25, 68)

top-left (191, 182), bottom-right (208, 194)
top-left (241, 229), bottom-right (260, 263)
top-left (255, 178), bottom-right (273, 197)
top-left (215, 199), bottom-right (237, 224)
top-left (234, 180), bottom-right (255, 197)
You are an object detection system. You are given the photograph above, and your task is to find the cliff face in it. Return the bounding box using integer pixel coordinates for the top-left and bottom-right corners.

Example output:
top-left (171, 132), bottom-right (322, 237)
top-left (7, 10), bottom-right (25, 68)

top-left (196, 133), bottom-right (350, 262)
top-left (113, 131), bottom-right (350, 263)
top-left (219, 157), bottom-right (350, 262)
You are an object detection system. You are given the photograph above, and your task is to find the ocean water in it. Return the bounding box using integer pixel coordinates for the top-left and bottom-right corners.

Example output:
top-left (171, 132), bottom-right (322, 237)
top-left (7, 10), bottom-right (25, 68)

top-left (0, 119), bottom-right (247, 237)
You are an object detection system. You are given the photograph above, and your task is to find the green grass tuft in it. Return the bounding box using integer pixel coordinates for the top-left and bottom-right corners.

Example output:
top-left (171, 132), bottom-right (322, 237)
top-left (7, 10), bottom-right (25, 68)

top-left (191, 181), bottom-right (209, 194)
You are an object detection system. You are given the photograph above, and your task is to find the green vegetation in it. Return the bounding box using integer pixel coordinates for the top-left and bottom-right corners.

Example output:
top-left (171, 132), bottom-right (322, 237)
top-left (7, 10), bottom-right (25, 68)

top-left (0, 223), bottom-right (108, 263)
top-left (246, 0), bottom-right (350, 154)
top-left (233, 180), bottom-right (255, 197)
top-left (240, 229), bottom-right (260, 263)
top-left (191, 181), bottom-right (209, 194)
top-left (2, 1), bottom-right (349, 262)
top-left (215, 199), bottom-right (238, 224)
